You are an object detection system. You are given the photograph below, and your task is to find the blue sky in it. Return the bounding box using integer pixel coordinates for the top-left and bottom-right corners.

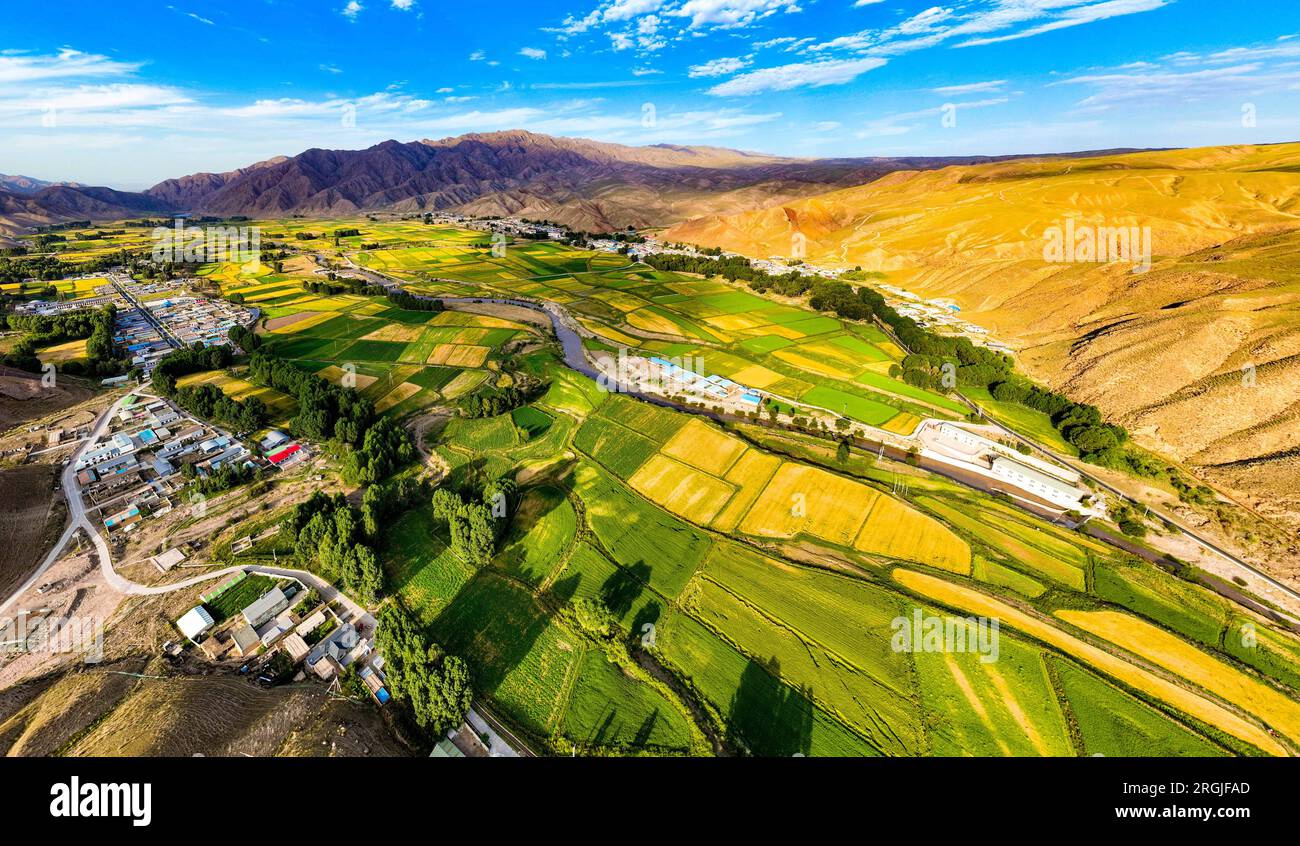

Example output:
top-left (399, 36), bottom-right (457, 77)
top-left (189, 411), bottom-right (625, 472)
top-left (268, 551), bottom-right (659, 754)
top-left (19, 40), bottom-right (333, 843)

top-left (3, 0), bottom-right (1299, 188)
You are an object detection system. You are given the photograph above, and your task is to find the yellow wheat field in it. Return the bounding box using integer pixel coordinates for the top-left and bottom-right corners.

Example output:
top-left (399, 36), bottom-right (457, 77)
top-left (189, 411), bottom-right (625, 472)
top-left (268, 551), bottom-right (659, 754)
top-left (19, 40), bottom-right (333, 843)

top-left (1057, 609), bottom-right (1300, 746)
top-left (705, 313), bottom-right (768, 331)
top-left (738, 463), bottom-right (872, 547)
top-left (441, 370), bottom-right (488, 399)
top-left (269, 311), bottom-right (335, 334)
top-left (628, 454), bottom-right (736, 525)
top-left (854, 495), bottom-right (970, 573)
top-left (773, 348), bottom-right (860, 380)
top-left (315, 365), bottom-right (377, 390)
top-left (660, 418), bottom-right (749, 476)
top-left (429, 311), bottom-right (524, 330)
top-left (361, 323), bottom-right (425, 342)
top-left (880, 412), bottom-right (922, 435)
top-left (711, 449), bottom-right (782, 532)
top-left (894, 569), bottom-right (1289, 756)
top-left (375, 382), bottom-right (422, 412)
top-left (625, 308), bottom-right (684, 336)
top-left (450, 327), bottom-right (490, 344)
top-left (427, 344), bottom-right (489, 367)
top-left (728, 363), bottom-right (785, 390)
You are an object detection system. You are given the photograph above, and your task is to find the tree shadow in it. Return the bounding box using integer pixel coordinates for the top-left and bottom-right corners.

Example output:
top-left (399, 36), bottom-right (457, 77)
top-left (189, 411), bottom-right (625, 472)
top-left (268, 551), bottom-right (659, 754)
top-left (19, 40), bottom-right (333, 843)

top-left (726, 657), bottom-right (813, 757)
top-left (599, 559), bottom-right (651, 619)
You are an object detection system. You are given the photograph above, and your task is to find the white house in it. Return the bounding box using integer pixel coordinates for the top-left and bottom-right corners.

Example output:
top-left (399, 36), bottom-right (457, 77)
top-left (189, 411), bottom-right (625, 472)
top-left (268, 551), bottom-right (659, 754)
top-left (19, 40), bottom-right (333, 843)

top-left (176, 606), bottom-right (215, 641)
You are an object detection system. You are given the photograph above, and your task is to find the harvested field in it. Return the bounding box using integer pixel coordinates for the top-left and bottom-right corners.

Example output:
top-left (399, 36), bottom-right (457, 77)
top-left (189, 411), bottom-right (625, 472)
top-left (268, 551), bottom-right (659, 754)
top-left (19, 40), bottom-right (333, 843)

top-left (0, 370), bottom-right (96, 433)
top-left (375, 382), bottom-right (422, 412)
top-left (0, 464), bottom-right (64, 601)
top-left (361, 323), bottom-right (425, 342)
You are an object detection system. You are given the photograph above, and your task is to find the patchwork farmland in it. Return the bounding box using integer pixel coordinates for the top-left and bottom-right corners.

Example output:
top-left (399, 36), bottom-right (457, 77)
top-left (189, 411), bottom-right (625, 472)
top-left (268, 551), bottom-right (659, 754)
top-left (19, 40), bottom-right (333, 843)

top-left (213, 222), bottom-right (1300, 758)
top-left (38, 217), bottom-right (1298, 759)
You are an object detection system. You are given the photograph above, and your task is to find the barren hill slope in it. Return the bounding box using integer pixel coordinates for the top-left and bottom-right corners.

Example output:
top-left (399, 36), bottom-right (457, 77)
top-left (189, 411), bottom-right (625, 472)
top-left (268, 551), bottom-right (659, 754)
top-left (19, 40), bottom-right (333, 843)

top-left (666, 143), bottom-right (1300, 534)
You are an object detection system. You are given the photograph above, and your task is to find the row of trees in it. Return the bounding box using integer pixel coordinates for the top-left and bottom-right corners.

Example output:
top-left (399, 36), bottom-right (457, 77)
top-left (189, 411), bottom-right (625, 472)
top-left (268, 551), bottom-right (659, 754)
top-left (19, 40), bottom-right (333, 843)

top-left (386, 290), bottom-right (443, 312)
top-left (0, 305), bottom-right (126, 376)
top-left (301, 277), bottom-right (385, 297)
top-left (375, 601), bottom-right (473, 736)
top-left (461, 381), bottom-right (542, 419)
top-left (151, 343), bottom-right (234, 394)
top-left (246, 351), bottom-right (375, 444)
top-left (341, 416), bottom-right (415, 485)
top-left (173, 381), bottom-right (269, 432)
top-left (0, 249), bottom-right (138, 285)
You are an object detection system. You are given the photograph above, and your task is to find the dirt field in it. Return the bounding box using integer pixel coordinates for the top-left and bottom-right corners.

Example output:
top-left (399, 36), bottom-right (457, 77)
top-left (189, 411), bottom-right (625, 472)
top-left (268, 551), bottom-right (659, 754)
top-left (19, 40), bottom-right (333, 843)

top-left (0, 464), bottom-right (65, 601)
top-left (0, 369), bottom-right (97, 435)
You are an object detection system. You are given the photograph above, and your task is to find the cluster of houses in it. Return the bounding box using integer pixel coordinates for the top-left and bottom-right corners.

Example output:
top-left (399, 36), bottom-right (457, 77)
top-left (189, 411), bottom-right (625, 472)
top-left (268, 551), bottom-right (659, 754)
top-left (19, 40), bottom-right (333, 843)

top-left (466, 216), bottom-right (566, 241)
top-left (115, 307), bottom-right (173, 375)
top-left (639, 355), bottom-right (763, 409)
top-left (259, 429), bottom-right (306, 470)
top-left (147, 296), bottom-right (251, 350)
top-left (71, 394), bottom-right (260, 536)
top-left (175, 571), bottom-right (390, 705)
top-left (878, 284), bottom-right (1013, 356)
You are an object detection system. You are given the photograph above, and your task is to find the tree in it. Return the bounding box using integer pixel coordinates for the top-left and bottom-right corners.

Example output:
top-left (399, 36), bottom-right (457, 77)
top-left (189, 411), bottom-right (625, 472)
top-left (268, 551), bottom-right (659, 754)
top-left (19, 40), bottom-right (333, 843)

top-left (570, 597), bottom-right (615, 640)
top-left (836, 439), bottom-right (851, 464)
top-left (376, 602), bottom-right (472, 737)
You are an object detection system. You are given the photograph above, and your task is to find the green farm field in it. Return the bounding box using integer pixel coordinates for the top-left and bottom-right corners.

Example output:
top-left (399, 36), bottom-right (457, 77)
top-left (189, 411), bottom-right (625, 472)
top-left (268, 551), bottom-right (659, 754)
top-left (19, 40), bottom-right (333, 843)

top-left (65, 217), bottom-right (1298, 758)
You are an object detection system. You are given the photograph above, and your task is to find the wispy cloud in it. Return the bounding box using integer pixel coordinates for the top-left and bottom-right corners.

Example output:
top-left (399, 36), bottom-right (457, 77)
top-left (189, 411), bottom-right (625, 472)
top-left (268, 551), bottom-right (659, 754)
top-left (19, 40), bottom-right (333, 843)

top-left (708, 57), bottom-right (886, 96)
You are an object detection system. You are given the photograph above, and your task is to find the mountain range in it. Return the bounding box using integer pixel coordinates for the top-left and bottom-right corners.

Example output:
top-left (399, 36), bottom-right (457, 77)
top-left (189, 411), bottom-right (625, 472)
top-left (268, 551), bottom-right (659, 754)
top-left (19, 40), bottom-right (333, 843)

top-left (0, 130), bottom-right (1137, 235)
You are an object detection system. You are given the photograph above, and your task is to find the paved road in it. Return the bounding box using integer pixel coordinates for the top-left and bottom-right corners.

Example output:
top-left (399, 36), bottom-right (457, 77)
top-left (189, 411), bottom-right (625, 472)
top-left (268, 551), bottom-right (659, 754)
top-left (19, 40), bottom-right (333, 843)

top-left (0, 388), bottom-right (124, 616)
top-left (963, 396), bottom-right (1300, 610)
top-left (863, 315), bottom-right (1300, 612)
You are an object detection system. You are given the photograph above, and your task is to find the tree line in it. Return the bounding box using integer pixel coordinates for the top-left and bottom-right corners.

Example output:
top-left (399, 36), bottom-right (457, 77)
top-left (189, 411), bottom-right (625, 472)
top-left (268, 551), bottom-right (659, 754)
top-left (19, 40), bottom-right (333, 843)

top-left (0, 305), bottom-right (126, 377)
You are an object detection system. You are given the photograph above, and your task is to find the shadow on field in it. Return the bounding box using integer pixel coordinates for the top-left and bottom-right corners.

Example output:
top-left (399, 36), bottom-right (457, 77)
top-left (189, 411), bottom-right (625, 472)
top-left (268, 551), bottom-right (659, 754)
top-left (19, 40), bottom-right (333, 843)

top-left (601, 560), bottom-right (651, 619)
top-left (727, 658), bottom-right (813, 757)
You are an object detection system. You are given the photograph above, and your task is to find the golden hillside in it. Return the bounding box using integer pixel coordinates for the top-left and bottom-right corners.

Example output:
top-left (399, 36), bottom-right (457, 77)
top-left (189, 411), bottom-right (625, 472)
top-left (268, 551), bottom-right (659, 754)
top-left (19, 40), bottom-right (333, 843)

top-left (666, 143), bottom-right (1300, 539)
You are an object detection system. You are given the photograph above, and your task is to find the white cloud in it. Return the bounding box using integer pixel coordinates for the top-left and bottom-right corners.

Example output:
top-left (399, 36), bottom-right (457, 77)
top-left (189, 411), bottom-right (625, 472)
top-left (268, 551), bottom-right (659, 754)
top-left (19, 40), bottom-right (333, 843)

top-left (391, 0), bottom-right (416, 9)
top-left (519, 47), bottom-right (548, 59)
top-left (0, 49), bottom-right (141, 84)
top-left (956, 0), bottom-right (1172, 47)
top-left (469, 50), bottom-right (486, 61)
top-left (931, 79), bottom-right (1005, 95)
top-left (671, 0), bottom-right (802, 29)
top-left (342, 1), bottom-right (363, 20)
top-left (688, 56), bottom-right (751, 77)
top-left (708, 57), bottom-right (886, 96)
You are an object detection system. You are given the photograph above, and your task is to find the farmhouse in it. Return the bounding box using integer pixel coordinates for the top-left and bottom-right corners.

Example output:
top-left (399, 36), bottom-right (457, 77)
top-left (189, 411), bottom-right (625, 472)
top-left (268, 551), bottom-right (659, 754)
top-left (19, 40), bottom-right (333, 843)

top-left (150, 547), bottom-right (186, 572)
top-left (241, 587), bottom-right (291, 629)
top-left (989, 456), bottom-right (1085, 510)
top-left (176, 606), bottom-right (214, 641)
top-left (230, 624), bottom-right (260, 657)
